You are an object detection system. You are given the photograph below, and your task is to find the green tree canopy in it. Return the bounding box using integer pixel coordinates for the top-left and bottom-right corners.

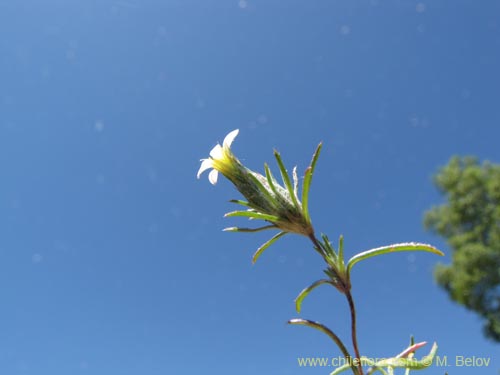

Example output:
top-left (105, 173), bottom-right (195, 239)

top-left (424, 156), bottom-right (500, 341)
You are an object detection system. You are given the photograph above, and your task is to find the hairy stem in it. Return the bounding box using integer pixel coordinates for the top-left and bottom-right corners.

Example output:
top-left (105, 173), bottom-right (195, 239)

top-left (308, 233), bottom-right (327, 258)
top-left (346, 290), bottom-right (363, 375)
top-left (308, 234), bottom-right (362, 375)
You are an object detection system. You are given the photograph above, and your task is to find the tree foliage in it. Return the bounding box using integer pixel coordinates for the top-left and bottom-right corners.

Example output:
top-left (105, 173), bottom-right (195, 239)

top-left (424, 156), bottom-right (500, 341)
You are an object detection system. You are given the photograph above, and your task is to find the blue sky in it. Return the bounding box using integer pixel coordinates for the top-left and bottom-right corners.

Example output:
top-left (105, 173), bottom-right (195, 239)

top-left (0, 1), bottom-right (499, 374)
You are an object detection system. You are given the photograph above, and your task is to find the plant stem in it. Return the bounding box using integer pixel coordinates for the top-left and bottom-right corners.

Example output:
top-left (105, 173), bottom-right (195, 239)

top-left (308, 233), bottom-right (327, 258)
top-left (308, 234), bottom-right (362, 375)
top-left (346, 289), bottom-right (363, 375)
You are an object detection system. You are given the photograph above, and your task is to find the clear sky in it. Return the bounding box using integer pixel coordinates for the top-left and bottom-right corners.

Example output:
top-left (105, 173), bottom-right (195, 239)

top-left (0, 1), bottom-right (499, 374)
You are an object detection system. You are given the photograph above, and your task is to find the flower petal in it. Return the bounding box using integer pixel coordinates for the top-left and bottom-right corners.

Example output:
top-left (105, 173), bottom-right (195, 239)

top-left (209, 144), bottom-right (223, 160)
top-left (208, 169), bottom-right (219, 185)
top-left (223, 129), bottom-right (239, 149)
top-left (197, 159), bottom-right (213, 179)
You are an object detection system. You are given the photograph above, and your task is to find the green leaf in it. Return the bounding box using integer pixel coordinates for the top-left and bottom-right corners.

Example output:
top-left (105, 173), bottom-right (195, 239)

top-left (223, 225), bottom-right (277, 233)
top-left (264, 163), bottom-right (280, 197)
top-left (301, 167), bottom-right (313, 222)
top-left (224, 210), bottom-right (280, 222)
top-left (337, 235), bottom-right (346, 274)
top-left (229, 199), bottom-right (262, 211)
top-left (288, 319), bottom-right (359, 375)
top-left (320, 233), bottom-right (338, 261)
top-left (229, 199), bottom-right (257, 209)
top-left (229, 199), bottom-right (251, 207)
top-left (252, 231), bottom-right (287, 264)
top-left (301, 143), bottom-right (322, 222)
top-left (409, 336), bottom-right (415, 346)
top-left (309, 142), bottom-right (322, 176)
top-left (346, 242), bottom-right (444, 279)
top-left (274, 150), bottom-right (301, 210)
top-left (295, 279), bottom-right (333, 313)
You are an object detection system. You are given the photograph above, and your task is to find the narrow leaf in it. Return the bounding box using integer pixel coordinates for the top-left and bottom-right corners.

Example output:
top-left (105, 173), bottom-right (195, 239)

top-left (252, 231), bottom-right (286, 264)
top-left (274, 150), bottom-right (301, 210)
top-left (301, 143), bottom-right (322, 222)
top-left (309, 142), bottom-right (322, 176)
top-left (301, 166), bottom-right (313, 222)
top-left (229, 199), bottom-right (251, 207)
top-left (229, 199), bottom-right (263, 212)
top-left (225, 210), bottom-right (279, 222)
top-left (288, 319), bottom-right (358, 374)
top-left (223, 225), bottom-right (277, 233)
top-left (346, 242), bottom-right (444, 279)
top-left (337, 235), bottom-right (345, 274)
top-left (321, 233), bottom-right (337, 261)
top-left (264, 163), bottom-right (280, 197)
top-left (295, 279), bottom-right (333, 313)
top-left (229, 199), bottom-right (256, 209)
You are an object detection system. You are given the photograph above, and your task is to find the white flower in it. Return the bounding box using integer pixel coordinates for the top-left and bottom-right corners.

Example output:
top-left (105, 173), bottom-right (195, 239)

top-left (197, 129), bottom-right (239, 185)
